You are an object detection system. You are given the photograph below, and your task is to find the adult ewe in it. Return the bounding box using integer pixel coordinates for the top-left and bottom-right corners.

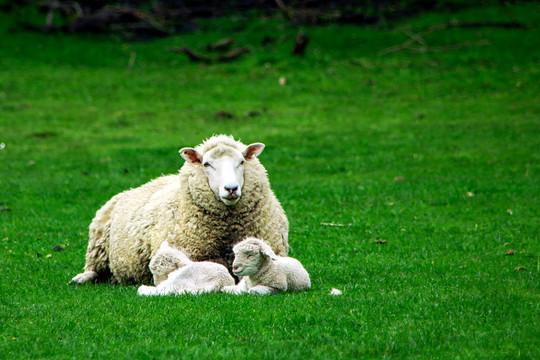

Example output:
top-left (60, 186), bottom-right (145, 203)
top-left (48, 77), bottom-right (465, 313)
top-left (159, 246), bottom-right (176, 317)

top-left (69, 135), bottom-right (289, 285)
top-left (223, 237), bottom-right (310, 296)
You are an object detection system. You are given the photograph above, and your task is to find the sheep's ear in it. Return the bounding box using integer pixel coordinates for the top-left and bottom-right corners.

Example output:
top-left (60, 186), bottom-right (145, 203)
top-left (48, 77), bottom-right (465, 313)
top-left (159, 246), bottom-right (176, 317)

top-left (243, 143), bottom-right (265, 160)
top-left (179, 148), bottom-right (202, 164)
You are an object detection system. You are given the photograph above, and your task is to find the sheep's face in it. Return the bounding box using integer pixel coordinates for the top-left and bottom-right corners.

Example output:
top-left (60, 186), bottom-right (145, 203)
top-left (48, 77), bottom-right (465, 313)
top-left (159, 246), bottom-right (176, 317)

top-left (180, 142), bottom-right (265, 206)
top-left (203, 150), bottom-right (245, 206)
top-left (231, 249), bottom-right (264, 277)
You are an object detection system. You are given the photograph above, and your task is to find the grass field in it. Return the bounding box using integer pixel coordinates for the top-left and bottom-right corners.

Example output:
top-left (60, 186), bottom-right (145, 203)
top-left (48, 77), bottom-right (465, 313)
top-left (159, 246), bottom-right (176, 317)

top-left (1, 3), bottom-right (539, 359)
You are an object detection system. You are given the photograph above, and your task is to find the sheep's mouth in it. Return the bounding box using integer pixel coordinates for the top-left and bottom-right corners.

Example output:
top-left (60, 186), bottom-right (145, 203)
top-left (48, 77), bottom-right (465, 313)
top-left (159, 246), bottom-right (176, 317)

top-left (221, 195), bottom-right (240, 205)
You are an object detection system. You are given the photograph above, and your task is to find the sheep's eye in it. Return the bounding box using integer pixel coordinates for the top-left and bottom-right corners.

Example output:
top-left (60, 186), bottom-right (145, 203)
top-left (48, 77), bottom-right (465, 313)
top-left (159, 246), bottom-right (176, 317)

top-left (203, 162), bottom-right (211, 168)
top-left (238, 160), bottom-right (245, 168)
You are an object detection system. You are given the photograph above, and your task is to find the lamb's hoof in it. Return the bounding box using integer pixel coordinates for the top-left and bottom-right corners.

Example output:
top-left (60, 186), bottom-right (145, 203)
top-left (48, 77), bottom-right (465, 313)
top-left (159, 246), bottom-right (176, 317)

top-left (223, 285), bottom-right (244, 295)
top-left (137, 285), bottom-right (155, 296)
top-left (248, 287), bottom-right (273, 296)
top-left (68, 271), bottom-right (98, 285)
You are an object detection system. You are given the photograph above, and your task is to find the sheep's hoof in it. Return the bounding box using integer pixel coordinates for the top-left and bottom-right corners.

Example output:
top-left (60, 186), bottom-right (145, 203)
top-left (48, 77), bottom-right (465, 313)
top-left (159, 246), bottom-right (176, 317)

top-left (68, 271), bottom-right (98, 285)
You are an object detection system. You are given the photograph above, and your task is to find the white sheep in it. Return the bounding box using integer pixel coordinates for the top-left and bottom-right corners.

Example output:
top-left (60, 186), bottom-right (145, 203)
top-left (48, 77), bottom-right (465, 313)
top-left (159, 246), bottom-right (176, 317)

top-left (223, 237), bottom-right (311, 296)
top-left (137, 241), bottom-right (234, 296)
top-left (69, 135), bottom-right (289, 285)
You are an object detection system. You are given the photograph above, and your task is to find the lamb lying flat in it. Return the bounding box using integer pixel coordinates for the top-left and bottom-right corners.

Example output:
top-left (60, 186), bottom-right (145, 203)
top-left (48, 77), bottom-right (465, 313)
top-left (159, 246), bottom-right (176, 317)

top-left (223, 237), bottom-right (311, 296)
top-left (138, 241), bottom-right (234, 296)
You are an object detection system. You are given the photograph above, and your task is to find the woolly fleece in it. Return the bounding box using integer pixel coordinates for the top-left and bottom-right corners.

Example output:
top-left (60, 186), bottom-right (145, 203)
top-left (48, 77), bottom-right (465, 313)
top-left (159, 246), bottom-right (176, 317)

top-left (76, 135), bottom-right (289, 284)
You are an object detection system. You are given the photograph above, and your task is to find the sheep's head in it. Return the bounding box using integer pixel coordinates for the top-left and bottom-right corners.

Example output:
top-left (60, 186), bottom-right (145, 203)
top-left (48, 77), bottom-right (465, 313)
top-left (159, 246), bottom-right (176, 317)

top-left (231, 237), bottom-right (277, 277)
top-left (180, 137), bottom-right (264, 206)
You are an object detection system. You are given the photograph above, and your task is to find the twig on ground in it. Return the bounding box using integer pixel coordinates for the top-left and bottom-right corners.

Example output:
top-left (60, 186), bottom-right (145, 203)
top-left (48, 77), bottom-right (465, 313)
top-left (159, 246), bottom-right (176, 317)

top-left (320, 222), bottom-right (353, 227)
top-left (171, 46), bottom-right (250, 63)
top-left (381, 20), bottom-right (525, 55)
top-left (217, 47), bottom-right (251, 62)
top-left (206, 38), bottom-right (235, 52)
top-left (172, 47), bottom-right (213, 63)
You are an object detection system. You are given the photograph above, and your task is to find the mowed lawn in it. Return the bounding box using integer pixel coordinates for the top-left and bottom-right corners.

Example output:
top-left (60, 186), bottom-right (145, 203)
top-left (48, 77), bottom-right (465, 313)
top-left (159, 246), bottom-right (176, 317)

top-left (0, 3), bottom-right (539, 359)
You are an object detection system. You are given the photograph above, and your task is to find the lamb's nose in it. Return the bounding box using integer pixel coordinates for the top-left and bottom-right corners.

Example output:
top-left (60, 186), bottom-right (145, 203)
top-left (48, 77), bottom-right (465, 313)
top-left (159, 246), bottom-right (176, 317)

top-left (225, 185), bottom-right (238, 193)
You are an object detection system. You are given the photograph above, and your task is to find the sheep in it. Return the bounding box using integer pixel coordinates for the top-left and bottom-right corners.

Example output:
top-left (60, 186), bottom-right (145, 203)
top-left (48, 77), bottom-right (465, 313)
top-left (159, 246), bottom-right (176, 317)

top-left (222, 237), bottom-right (311, 296)
top-left (137, 241), bottom-right (235, 296)
top-left (69, 135), bottom-right (289, 285)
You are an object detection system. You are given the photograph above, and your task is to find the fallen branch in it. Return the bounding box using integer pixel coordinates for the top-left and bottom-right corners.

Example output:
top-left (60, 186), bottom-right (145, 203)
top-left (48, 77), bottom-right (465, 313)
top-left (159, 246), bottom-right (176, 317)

top-left (206, 38), bottom-right (235, 52)
top-left (381, 20), bottom-right (525, 55)
top-left (172, 46), bottom-right (250, 63)
top-left (408, 39), bottom-right (490, 53)
top-left (172, 47), bottom-right (213, 63)
top-left (217, 47), bottom-right (251, 62)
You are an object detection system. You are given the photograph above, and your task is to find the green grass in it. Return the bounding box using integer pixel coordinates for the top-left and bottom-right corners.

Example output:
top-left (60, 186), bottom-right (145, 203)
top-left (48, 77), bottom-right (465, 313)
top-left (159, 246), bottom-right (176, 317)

top-left (1, 4), bottom-right (539, 359)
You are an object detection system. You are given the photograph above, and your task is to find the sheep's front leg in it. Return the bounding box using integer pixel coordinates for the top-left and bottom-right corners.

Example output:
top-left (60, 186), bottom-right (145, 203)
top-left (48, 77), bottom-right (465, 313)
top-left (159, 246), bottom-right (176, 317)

top-left (68, 271), bottom-right (99, 285)
top-left (248, 285), bottom-right (276, 296)
top-left (223, 278), bottom-right (248, 295)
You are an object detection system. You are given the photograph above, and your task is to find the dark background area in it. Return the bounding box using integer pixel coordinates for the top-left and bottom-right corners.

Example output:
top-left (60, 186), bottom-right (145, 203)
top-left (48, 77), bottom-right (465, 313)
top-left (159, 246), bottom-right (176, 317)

top-left (2, 0), bottom-right (533, 39)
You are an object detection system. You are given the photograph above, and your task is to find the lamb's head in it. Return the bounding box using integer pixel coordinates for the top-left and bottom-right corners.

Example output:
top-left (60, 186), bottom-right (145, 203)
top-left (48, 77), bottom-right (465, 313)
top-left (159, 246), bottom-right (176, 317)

top-left (180, 136), bottom-right (264, 206)
top-left (231, 237), bottom-right (277, 277)
top-left (150, 241), bottom-right (191, 285)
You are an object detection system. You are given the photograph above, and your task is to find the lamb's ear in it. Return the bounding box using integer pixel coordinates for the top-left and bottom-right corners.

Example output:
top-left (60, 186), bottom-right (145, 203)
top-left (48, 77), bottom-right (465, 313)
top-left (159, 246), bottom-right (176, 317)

top-left (179, 148), bottom-right (202, 164)
top-left (243, 143), bottom-right (265, 160)
top-left (260, 245), bottom-right (277, 261)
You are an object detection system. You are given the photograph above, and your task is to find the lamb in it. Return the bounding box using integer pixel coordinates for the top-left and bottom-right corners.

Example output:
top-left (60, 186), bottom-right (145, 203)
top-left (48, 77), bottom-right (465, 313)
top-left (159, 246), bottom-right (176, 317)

top-left (137, 241), bottom-right (235, 296)
top-left (147, 240), bottom-right (190, 286)
top-left (69, 135), bottom-right (289, 285)
top-left (223, 237), bottom-right (311, 296)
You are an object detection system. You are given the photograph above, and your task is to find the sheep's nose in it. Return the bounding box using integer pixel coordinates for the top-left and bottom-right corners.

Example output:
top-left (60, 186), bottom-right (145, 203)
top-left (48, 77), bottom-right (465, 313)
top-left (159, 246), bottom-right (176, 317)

top-left (232, 266), bottom-right (239, 272)
top-left (224, 184), bottom-right (238, 194)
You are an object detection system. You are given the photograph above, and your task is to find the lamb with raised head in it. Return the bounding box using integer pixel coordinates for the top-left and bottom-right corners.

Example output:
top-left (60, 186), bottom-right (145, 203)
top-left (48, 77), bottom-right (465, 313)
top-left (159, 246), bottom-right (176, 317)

top-left (69, 135), bottom-right (289, 285)
top-left (137, 241), bottom-right (235, 296)
top-left (223, 237), bottom-right (311, 296)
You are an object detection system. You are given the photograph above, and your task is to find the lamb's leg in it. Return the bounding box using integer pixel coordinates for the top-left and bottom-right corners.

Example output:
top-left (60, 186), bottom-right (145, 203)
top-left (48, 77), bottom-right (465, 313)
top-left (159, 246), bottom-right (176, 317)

top-left (222, 278), bottom-right (248, 295)
top-left (137, 285), bottom-right (158, 296)
top-left (182, 283), bottom-right (218, 295)
top-left (69, 196), bottom-right (119, 285)
top-left (248, 285), bottom-right (276, 296)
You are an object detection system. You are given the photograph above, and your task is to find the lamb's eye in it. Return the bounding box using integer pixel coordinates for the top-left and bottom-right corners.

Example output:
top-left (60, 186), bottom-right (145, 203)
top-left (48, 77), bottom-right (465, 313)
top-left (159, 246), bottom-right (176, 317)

top-left (238, 160), bottom-right (245, 167)
top-left (203, 162), bottom-right (211, 168)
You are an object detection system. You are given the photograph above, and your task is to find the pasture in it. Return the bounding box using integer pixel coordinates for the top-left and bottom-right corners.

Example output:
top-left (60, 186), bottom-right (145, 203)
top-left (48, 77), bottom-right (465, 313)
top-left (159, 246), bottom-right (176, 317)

top-left (1, 3), bottom-right (539, 359)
